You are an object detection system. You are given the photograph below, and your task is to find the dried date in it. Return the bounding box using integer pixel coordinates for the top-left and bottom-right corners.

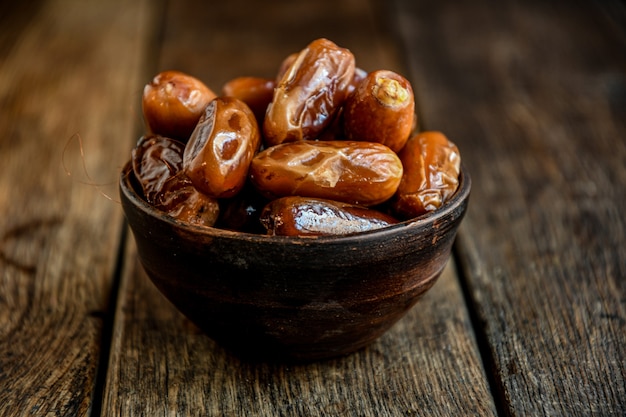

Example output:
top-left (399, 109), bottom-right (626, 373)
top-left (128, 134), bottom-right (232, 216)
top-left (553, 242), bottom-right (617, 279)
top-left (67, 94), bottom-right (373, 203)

top-left (392, 131), bottom-right (461, 219)
top-left (263, 38), bottom-right (356, 146)
top-left (249, 140), bottom-right (403, 206)
top-left (155, 172), bottom-right (219, 227)
top-left (183, 96), bottom-right (261, 199)
top-left (343, 69), bottom-right (415, 153)
top-left (260, 196), bottom-right (398, 236)
top-left (142, 70), bottom-right (216, 142)
top-left (131, 134), bottom-right (219, 227)
top-left (131, 134), bottom-right (185, 203)
top-left (221, 76), bottom-right (275, 125)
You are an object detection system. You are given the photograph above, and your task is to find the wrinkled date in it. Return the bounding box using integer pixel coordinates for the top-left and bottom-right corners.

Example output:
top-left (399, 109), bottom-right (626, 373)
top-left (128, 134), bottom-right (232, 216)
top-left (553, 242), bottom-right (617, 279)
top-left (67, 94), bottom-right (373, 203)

top-left (183, 96), bottom-right (261, 199)
top-left (392, 131), bottom-right (461, 219)
top-left (131, 135), bottom-right (185, 203)
top-left (343, 69), bottom-right (415, 153)
top-left (155, 172), bottom-right (220, 227)
top-left (249, 140), bottom-right (403, 207)
top-left (260, 196), bottom-right (399, 237)
top-left (142, 70), bottom-right (217, 142)
top-left (263, 38), bottom-right (356, 146)
top-left (131, 135), bottom-right (219, 226)
top-left (317, 67), bottom-right (369, 142)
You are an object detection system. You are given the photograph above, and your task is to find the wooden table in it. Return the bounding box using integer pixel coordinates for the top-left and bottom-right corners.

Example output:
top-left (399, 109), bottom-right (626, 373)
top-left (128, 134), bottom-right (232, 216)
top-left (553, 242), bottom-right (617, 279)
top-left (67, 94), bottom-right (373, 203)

top-left (1, 0), bottom-right (624, 415)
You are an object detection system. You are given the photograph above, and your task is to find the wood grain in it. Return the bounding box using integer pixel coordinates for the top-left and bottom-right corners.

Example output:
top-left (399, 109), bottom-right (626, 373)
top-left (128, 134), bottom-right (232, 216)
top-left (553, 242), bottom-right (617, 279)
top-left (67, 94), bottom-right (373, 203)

top-left (103, 0), bottom-right (497, 415)
top-left (393, 0), bottom-right (626, 415)
top-left (0, 0), bottom-right (155, 415)
top-left (153, 0), bottom-right (406, 92)
top-left (6, 0), bottom-right (622, 415)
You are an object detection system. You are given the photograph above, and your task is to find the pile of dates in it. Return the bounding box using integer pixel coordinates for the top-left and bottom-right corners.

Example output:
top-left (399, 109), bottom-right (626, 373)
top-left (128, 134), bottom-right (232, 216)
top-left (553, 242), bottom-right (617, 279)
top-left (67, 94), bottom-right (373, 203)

top-left (131, 38), bottom-right (461, 236)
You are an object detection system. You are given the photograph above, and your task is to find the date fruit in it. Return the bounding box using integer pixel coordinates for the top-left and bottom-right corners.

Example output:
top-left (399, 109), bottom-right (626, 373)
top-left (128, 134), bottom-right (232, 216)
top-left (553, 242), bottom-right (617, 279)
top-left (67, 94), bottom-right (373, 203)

top-left (343, 69), bottom-right (415, 153)
top-left (131, 134), bottom-right (185, 203)
top-left (183, 96), bottom-right (261, 199)
top-left (260, 196), bottom-right (399, 236)
top-left (392, 131), bottom-right (461, 219)
top-left (249, 140), bottom-right (403, 206)
top-left (263, 38), bottom-right (356, 146)
top-left (131, 134), bottom-right (219, 227)
top-left (221, 76), bottom-right (275, 125)
top-left (155, 172), bottom-right (220, 227)
top-left (142, 70), bottom-right (217, 142)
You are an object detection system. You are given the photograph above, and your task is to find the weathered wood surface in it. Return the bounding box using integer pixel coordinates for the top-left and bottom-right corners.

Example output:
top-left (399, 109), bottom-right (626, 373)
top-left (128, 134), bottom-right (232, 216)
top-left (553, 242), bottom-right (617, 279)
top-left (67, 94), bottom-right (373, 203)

top-left (394, 0), bottom-right (626, 415)
top-left (0, 0), bottom-right (155, 415)
top-left (1, 0), bottom-right (625, 416)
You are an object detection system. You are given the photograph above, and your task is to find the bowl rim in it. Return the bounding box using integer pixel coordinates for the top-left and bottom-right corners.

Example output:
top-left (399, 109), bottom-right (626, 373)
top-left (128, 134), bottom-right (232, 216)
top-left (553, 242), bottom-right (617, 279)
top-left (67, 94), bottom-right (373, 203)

top-left (119, 161), bottom-right (471, 244)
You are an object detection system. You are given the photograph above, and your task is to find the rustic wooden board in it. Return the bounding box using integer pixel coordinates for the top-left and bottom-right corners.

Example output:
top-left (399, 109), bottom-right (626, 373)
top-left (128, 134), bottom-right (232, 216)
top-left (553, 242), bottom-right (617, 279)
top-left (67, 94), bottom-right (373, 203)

top-left (0, 0), bottom-right (155, 415)
top-left (103, 0), bottom-right (497, 415)
top-left (392, 0), bottom-right (626, 415)
top-left (152, 0), bottom-right (406, 90)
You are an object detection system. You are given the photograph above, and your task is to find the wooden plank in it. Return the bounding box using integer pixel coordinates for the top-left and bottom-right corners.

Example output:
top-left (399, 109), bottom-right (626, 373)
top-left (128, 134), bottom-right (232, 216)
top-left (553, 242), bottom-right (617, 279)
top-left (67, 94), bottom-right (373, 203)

top-left (152, 0), bottom-right (407, 87)
top-left (0, 0), bottom-right (156, 415)
top-left (392, 0), bottom-right (626, 415)
top-left (103, 0), bottom-right (497, 415)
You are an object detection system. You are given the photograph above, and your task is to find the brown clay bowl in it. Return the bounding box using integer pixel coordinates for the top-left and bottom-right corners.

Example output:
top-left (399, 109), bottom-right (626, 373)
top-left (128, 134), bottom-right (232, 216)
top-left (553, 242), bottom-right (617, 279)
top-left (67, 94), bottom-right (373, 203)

top-left (119, 162), bottom-right (471, 361)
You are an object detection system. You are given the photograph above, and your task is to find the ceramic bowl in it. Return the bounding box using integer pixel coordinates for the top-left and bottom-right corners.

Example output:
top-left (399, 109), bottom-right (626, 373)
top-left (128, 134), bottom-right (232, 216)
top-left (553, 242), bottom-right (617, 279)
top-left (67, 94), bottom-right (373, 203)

top-left (119, 162), bottom-right (470, 361)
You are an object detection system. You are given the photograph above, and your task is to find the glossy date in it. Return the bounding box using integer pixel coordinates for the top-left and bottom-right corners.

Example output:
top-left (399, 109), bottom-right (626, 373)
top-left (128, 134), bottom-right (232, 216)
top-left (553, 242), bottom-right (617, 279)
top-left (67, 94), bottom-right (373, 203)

top-left (155, 172), bottom-right (220, 227)
top-left (392, 131), bottom-right (461, 219)
top-left (183, 96), bottom-right (261, 199)
top-left (260, 196), bottom-right (399, 236)
top-left (221, 76), bottom-right (275, 125)
top-left (131, 134), bottom-right (185, 203)
top-left (343, 69), bottom-right (415, 153)
top-left (249, 140), bottom-right (403, 206)
top-left (131, 135), bottom-right (219, 226)
top-left (263, 38), bottom-right (356, 146)
top-left (142, 70), bottom-right (216, 142)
